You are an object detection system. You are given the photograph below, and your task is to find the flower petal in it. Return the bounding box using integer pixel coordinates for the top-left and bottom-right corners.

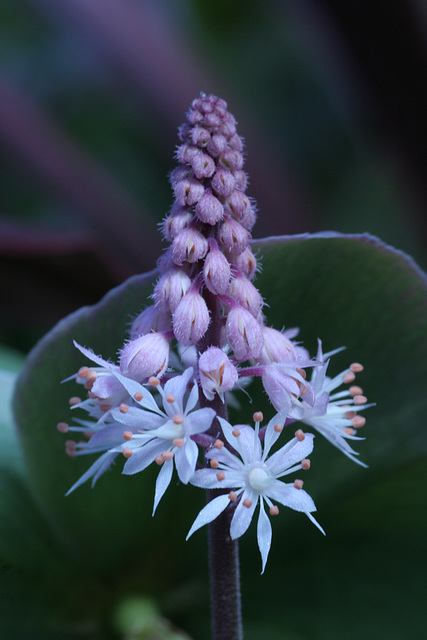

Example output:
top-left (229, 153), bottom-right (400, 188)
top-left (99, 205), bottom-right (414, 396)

top-left (186, 494), bottom-right (231, 539)
top-left (163, 367), bottom-right (193, 412)
top-left (230, 490), bottom-right (257, 539)
top-left (185, 407), bottom-right (216, 436)
top-left (175, 438), bottom-right (198, 484)
top-left (152, 460), bottom-right (174, 514)
top-left (112, 371), bottom-right (162, 413)
top-left (65, 451), bottom-right (116, 495)
top-left (267, 480), bottom-right (316, 513)
top-left (257, 499), bottom-right (272, 574)
top-left (267, 434), bottom-right (314, 477)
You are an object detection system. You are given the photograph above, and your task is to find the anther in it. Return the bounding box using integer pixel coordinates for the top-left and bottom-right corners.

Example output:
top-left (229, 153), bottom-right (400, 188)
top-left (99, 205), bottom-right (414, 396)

top-left (173, 414), bottom-right (184, 424)
top-left (163, 451), bottom-right (174, 461)
top-left (253, 411), bottom-right (263, 423)
top-left (123, 431), bottom-right (133, 441)
top-left (274, 423), bottom-right (283, 433)
top-left (216, 471), bottom-right (225, 481)
top-left (119, 403), bottom-right (129, 413)
top-left (353, 416), bottom-right (366, 428)
top-left (173, 437), bottom-right (185, 448)
top-left (349, 385), bottom-right (363, 397)
top-left (165, 394), bottom-right (176, 403)
top-left (344, 410), bottom-right (356, 419)
top-left (343, 372), bottom-right (356, 384)
top-left (149, 376), bottom-right (160, 387)
top-left (294, 479), bottom-right (304, 490)
top-left (232, 428), bottom-right (241, 437)
top-left (295, 429), bottom-right (305, 442)
top-left (210, 458), bottom-right (219, 469)
top-left (99, 404), bottom-right (111, 412)
top-left (344, 427), bottom-right (355, 435)
top-left (122, 447), bottom-right (133, 459)
top-left (353, 395), bottom-right (367, 405)
top-left (350, 363), bottom-right (364, 373)
top-left (69, 396), bottom-right (81, 406)
top-left (78, 366), bottom-right (90, 378)
top-left (243, 498), bottom-right (253, 508)
top-left (134, 392), bottom-right (143, 401)
top-left (269, 505), bottom-right (279, 516)
top-left (297, 368), bottom-right (307, 379)
top-left (84, 372), bottom-right (97, 389)
top-left (301, 458), bottom-right (311, 470)
top-left (214, 439), bottom-right (224, 449)
top-left (57, 422), bottom-right (69, 433)
top-left (228, 491), bottom-right (237, 502)
top-left (155, 455), bottom-right (164, 465)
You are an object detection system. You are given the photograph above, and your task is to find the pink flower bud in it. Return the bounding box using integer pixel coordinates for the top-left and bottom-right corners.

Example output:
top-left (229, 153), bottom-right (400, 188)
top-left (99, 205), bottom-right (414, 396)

top-left (207, 134), bottom-right (228, 157)
top-left (176, 144), bottom-right (199, 164)
top-left (171, 227), bottom-right (208, 265)
top-left (191, 126), bottom-right (211, 147)
top-left (199, 347), bottom-right (238, 400)
top-left (234, 170), bottom-right (247, 191)
top-left (187, 109), bottom-right (203, 125)
top-left (130, 305), bottom-right (171, 338)
top-left (228, 134), bottom-right (243, 151)
top-left (227, 273), bottom-right (263, 317)
top-left (211, 169), bottom-right (236, 198)
top-left (218, 114), bottom-right (237, 138)
top-left (219, 217), bottom-right (251, 255)
top-left (191, 153), bottom-right (216, 179)
top-left (258, 327), bottom-right (298, 365)
top-left (225, 190), bottom-right (251, 221)
top-left (120, 333), bottom-right (170, 380)
top-left (162, 207), bottom-right (193, 241)
top-left (226, 306), bottom-right (263, 362)
top-left (173, 291), bottom-right (210, 345)
top-left (204, 112), bottom-right (222, 128)
top-left (153, 268), bottom-right (192, 312)
top-left (195, 189), bottom-right (224, 225)
top-left (174, 178), bottom-right (205, 206)
top-left (261, 363), bottom-right (306, 412)
top-left (203, 240), bottom-right (231, 295)
top-left (231, 247), bottom-right (257, 279)
top-left (219, 149), bottom-right (243, 172)
top-left (169, 166), bottom-right (191, 187)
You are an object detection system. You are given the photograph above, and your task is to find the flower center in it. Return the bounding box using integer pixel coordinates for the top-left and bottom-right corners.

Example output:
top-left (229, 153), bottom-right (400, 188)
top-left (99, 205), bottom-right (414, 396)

top-left (153, 419), bottom-right (184, 441)
top-left (248, 467), bottom-right (272, 492)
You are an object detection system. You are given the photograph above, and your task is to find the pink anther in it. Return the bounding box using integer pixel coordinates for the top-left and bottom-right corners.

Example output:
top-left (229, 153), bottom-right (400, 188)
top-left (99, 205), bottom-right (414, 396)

top-left (343, 372), bottom-right (356, 384)
top-left (301, 458), bottom-right (311, 470)
top-left (122, 447), bottom-right (133, 459)
top-left (353, 395), bottom-right (367, 405)
top-left (134, 392), bottom-right (143, 401)
top-left (353, 416), bottom-right (366, 428)
top-left (295, 429), bottom-right (305, 442)
top-left (78, 366), bottom-right (90, 378)
top-left (173, 414), bottom-right (184, 424)
top-left (232, 428), bottom-right (241, 437)
top-left (269, 505), bottom-right (279, 516)
top-left (210, 459), bottom-right (219, 469)
top-left (119, 403), bottom-right (129, 413)
top-left (214, 439), bottom-right (224, 449)
top-left (274, 423), bottom-right (283, 433)
top-left (229, 491), bottom-right (237, 501)
top-left (216, 471), bottom-right (225, 481)
top-left (165, 394), bottom-right (176, 403)
top-left (123, 431), bottom-right (133, 441)
top-left (57, 422), bottom-right (69, 433)
top-left (163, 451), bottom-right (174, 461)
top-left (294, 479), bottom-right (304, 490)
top-left (350, 363), bottom-right (364, 373)
top-left (69, 396), bottom-right (81, 406)
top-left (173, 438), bottom-right (185, 448)
top-left (253, 411), bottom-right (263, 423)
top-left (349, 385), bottom-right (363, 397)
top-left (149, 376), bottom-right (160, 387)
top-left (243, 498), bottom-right (253, 508)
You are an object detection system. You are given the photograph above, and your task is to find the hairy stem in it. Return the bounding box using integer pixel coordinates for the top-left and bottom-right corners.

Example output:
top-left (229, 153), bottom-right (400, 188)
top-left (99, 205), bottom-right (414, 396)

top-left (197, 290), bottom-right (243, 640)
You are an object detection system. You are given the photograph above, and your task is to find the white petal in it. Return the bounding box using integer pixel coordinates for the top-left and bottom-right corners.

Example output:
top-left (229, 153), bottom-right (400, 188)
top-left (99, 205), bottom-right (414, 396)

top-left (65, 451), bottom-right (114, 495)
top-left (112, 371), bottom-right (161, 413)
top-left (230, 490), bottom-right (257, 539)
top-left (152, 460), bottom-right (174, 514)
top-left (186, 494), bottom-right (230, 539)
top-left (73, 340), bottom-right (115, 369)
top-left (262, 409), bottom-right (289, 459)
top-left (185, 380), bottom-right (200, 414)
top-left (257, 499), bottom-right (272, 574)
top-left (163, 367), bottom-right (193, 411)
top-left (175, 438), bottom-right (198, 484)
top-left (268, 481), bottom-right (316, 513)
top-left (185, 407), bottom-right (216, 436)
top-left (267, 434), bottom-right (314, 477)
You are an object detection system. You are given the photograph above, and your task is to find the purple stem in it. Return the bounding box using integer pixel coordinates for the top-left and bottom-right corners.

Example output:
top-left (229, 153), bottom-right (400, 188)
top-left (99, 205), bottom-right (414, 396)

top-left (197, 290), bottom-right (243, 640)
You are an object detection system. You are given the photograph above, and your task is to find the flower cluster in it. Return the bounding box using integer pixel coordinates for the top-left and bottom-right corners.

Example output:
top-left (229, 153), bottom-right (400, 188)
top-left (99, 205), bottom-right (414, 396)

top-left (57, 94), bottom-right (371, 571)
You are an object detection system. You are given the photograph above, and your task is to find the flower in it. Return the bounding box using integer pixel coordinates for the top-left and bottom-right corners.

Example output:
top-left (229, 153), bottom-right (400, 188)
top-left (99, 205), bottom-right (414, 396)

top-left (187, 412), bottom-right (324, 573)
top-left (290, 342), bottom-right (371, 466)
top-left (64, 368), bottom-right (215, 513)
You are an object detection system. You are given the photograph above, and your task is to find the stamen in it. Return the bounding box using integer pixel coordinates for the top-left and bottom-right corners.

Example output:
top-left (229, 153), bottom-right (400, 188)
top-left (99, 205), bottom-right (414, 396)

top-left (243, 498), bottom-right (253, 508)
top-left (350, 362), bottom-right (364, 373)
top-left (349, 385), bottom-right (363, 397)
top-left (274, 423), bottom-right (283, 433)
top-left (119, 403), bottom-right (129, 413)
top-left (228, 491), bottom-right (237, 501)
top-left (214, 439), bottom-right (224, 449)
top-left (216, 471), bottom-right (225, 481)
top-left (294, 479), bottom-right (304, 490)
top-left (344, 427), bottom-right (355, 435)
top-left (297, 368), bottom-right (307, 379)
top-left (78, 366), bottom-right (90, 378)
top-left (149, 376), bottom-right (160, 387)
top-left (69, 396), bottom-right (81, 406)
top-left (353, 395), bottom-right (367, 405)
top-left (295, 429), bottom-right (305, 442)
top-left (343, 372), bottom-right (356, 384)
top-left (210, 459), bottom-right (219, 469)
top-left (232, 428), bottom-right (241, 437)
top-left (99, 404), bottom-right (111, 412)
top-left (269, 505), bottom-right (279, 516)
top-left (165, 394), bottom-right (176, 403)
top-left (134, 392), bottom-right (143, 401)
top-left (253, 411), bottom-right (263, 423)
top-left (301, 458), bottom-right (311, 470)
top-left (84, 372), bottom-right (97, 389)
top-left (173, 437), bottom-right (185, 448)
top-left (353, 416), bottom-right (366, 428)
top-left (57, 422), bottom-right (69, 433)
top-left (155, 455), bottom-right (164, 465)
top-left (173, 414), bottom-right (184, 424)
top-left (122, 447), bottom-right (133, 459)
top-left (123, 431), bottom-right (133, 441)
top-left (163, 451), bottom-right (174, 461)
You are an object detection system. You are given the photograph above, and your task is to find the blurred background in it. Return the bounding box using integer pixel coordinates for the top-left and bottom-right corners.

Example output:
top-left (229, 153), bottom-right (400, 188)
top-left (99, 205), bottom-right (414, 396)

top-left (1, 0), bottom-right (426, 353)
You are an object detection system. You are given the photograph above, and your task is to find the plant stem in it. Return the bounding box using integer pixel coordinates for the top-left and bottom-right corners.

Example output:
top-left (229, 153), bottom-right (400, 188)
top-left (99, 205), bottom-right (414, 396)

top-left (197, 290), bottom-right (243, 640)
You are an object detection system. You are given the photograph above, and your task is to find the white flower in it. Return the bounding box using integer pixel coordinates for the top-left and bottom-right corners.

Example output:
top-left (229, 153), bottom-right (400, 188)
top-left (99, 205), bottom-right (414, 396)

top-left (290, 342), bottom-right (372, 466)
top-left (187, 413), bottom-right (324, 573)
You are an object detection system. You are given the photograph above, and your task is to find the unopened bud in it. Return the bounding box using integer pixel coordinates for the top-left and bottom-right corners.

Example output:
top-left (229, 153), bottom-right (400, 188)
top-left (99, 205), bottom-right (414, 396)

top-left (120, 332), bottom-right (170, 380)
top-left (219, 217), bottom-right (251, 255)
top-left (130, 305), bottom-right (171, 338)
top-left (153, 268), bottom-right (192, 313)
top-left (173, 291), bottom-right (210, 345)
top-left (199, 346), bottom-right (238, 400)
top-left (258, 327), bottom-right (298, 365)
top-left (211, 169), bottom-right (236, 198)
top-left (226, 306), bottom-right (263, 362)
top-left (171, 227), bottom-right (208, 265)
top-left (203, 239), bottom-right (231, 295)
top-left (191, 152), bottom-right (216, 179)
top-left (195, 189), bottom-right (224, 225)
top-left (174, 178), bottom-right (205, 206)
